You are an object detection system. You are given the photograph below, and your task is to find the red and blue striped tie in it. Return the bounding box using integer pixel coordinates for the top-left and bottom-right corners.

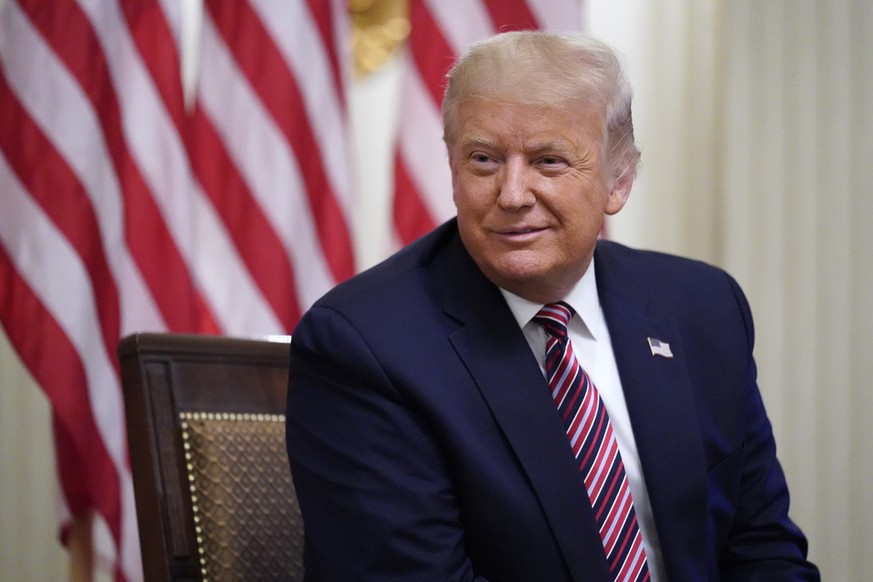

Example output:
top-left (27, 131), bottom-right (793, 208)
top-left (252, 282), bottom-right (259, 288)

top-left (534, 302), bottom-right (649, 581)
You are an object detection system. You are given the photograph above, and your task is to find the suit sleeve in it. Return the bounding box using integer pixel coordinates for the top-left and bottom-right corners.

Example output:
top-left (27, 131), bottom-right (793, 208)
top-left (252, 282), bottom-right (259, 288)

top-left (717, 275), bottom-right (820, 581)
top-left (285, 305), bottom-right (486, 581)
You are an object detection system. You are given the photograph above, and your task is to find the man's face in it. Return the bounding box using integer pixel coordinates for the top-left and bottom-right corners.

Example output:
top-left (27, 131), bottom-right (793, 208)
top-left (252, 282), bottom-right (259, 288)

top-left (449, 97), bottom-right (631, 303)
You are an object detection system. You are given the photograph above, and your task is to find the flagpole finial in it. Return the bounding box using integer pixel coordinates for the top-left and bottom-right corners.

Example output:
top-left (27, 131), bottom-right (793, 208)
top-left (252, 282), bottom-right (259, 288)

top-left (350, 0), bottom-right (410, 77)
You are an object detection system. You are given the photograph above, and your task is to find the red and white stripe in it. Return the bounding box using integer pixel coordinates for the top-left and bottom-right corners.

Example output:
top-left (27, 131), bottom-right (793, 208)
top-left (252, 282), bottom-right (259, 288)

top-left (615, 527), bottom-right (649, 581)
top-left (191, 0), bottom-right (355, 333)
top-left (390, 0), bottom-right (583, 248)
top-left (601, 476), bottom-right (632, 549)
top-left (0, 1), bottom-right (354, 579)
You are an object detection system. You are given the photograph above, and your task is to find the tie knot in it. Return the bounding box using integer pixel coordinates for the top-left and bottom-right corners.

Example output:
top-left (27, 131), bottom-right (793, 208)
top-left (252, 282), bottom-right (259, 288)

top-left (534, 302), bottom-right (575, 339)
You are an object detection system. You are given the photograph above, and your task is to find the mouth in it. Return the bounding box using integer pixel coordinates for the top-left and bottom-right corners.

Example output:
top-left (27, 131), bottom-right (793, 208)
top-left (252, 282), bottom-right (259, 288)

top-left (499, 226), bottom-right (546, 235)
top-left (494, 226), bottom-right (548, 241)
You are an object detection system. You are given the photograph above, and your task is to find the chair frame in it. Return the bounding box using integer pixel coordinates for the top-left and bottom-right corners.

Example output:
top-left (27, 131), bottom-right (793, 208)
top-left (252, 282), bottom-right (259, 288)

top-left (118, 332), bottom-right (291, 582)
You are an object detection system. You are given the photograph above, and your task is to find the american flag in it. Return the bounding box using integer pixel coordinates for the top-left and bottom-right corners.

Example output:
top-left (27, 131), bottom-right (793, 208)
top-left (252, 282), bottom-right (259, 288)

top-left (0, 0), bottom-right (581, 579)
top-left (391, 0), bottom-right (583, 247)
top-left (648, 337), bottom-right (674, 359)
top-left (0, 0), bottom-right (353, 579)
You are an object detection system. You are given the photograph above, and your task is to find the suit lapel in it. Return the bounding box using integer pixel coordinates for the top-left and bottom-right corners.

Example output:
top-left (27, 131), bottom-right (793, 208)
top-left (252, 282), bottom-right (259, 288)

top-left (595, 245), bottom-right (708, 578)
top-left (439, 240), bottom-right (611, 580)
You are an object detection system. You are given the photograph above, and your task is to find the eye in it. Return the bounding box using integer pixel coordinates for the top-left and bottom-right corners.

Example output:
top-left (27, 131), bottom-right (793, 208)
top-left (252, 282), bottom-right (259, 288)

top-left (538, 155), bottom-right (566, 167)
top-left (467, 151), bottom-right (499, 174)
top-left (535, 155), bottom-right (569, 174)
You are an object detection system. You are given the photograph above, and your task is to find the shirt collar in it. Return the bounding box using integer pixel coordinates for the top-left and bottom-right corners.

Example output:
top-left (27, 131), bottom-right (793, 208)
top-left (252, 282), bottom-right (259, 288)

top-left (499, 260), bottom-right (604, 341)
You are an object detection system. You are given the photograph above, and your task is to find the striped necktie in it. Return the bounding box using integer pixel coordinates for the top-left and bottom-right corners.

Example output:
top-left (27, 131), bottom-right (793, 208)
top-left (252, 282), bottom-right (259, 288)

top-left (534, 302), bottom-right (649, 581)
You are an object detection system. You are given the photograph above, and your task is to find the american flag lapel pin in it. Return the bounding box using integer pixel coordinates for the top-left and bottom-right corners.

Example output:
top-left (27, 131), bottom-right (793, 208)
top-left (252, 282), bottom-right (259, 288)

top-left (647, 337), bottom-right (674, 358)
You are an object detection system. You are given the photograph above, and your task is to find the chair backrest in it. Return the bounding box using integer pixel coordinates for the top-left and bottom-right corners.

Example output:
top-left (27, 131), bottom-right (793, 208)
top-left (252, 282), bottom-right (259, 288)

top-left (118, 332), bottom-right (303, 582)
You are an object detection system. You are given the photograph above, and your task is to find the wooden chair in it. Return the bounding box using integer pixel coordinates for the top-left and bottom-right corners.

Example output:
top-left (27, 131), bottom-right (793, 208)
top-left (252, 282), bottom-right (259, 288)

top-left (118, 332), bottom-right (303, 582)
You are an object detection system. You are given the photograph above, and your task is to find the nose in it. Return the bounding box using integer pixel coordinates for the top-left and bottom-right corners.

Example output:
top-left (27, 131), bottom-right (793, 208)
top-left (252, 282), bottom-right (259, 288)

top-left (497, 157), bottom-right (535, 210)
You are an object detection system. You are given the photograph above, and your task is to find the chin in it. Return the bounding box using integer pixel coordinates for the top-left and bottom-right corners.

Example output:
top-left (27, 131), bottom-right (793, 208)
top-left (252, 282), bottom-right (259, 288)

top-left (483, 257), bottom-right (551, 292)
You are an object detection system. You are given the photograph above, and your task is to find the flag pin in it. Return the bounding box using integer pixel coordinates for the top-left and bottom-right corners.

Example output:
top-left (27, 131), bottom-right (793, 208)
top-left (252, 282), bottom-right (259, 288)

top-left (647, 337), bottom-right (674, 358)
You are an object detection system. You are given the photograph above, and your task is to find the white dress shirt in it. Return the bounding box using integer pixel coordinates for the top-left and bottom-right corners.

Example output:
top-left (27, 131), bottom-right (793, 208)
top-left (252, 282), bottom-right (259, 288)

top-left (499, 261), bottom-right (666, 581)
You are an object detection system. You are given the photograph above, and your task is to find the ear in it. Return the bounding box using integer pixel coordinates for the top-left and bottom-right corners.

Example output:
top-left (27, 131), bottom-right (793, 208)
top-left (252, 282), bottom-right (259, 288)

top-left (605, 169), bottom-right (633, 216)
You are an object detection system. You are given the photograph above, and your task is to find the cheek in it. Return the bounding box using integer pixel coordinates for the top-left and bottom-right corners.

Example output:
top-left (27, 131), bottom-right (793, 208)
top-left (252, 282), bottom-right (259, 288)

top-left (450, 155), bottom-right (467, 206)
top-left (454, 175), bottom-right (492, 214)
top-left (452, 185), bottom-right (472, 215)
top-left (552, 193), bottom-right (605, 244)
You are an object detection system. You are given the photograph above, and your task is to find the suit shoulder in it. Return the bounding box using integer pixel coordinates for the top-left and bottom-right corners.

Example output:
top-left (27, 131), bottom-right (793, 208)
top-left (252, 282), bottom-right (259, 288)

top-left (595, 240), bottom-right (756, 357)
top-left (302, 220), bottom-right (460, 317)
top-left (595, 240), bottom-right (735, 288)
top-left (594, 240), bottom-right (752, 326)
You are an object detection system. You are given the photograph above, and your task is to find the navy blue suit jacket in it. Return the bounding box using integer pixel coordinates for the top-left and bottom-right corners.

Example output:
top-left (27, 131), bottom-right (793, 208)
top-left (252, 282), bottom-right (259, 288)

top-left (286, 219), bottom-right (818, 581)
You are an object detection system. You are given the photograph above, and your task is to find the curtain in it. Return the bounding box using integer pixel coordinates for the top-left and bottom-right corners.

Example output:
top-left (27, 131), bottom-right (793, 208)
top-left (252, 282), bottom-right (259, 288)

top-left (604, 2), bottom-right (873, 579)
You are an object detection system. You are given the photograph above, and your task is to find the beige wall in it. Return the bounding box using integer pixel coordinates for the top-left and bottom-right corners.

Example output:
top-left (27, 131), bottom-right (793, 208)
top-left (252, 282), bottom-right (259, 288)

top-left (2, 0), bottom-right (871, 579)
top-left (0, 327), bottom-right (67, 579)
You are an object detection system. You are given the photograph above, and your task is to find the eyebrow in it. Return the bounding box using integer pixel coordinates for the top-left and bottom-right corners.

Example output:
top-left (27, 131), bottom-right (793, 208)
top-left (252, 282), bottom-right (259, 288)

top-left (524, 140), bottom-right (574, 155)
top-left (459, 136), bottom-right (575, 154)
top-left (459, 136), bottom-right (499, 151)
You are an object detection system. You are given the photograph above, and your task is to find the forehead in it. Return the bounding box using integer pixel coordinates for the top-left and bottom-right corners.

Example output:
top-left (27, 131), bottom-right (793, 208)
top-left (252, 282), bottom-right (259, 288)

top-left (453, 97), bottom-right (604, 149)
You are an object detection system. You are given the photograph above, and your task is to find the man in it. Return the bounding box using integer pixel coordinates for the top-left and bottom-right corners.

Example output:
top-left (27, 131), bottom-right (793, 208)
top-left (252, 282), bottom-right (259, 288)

top-left (286, 31), bottom-right (818, 581)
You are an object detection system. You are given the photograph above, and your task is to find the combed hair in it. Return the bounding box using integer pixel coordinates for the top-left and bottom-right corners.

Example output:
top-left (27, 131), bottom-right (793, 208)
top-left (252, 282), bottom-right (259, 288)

top-left (442, 31), bottom-right (640, 181)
